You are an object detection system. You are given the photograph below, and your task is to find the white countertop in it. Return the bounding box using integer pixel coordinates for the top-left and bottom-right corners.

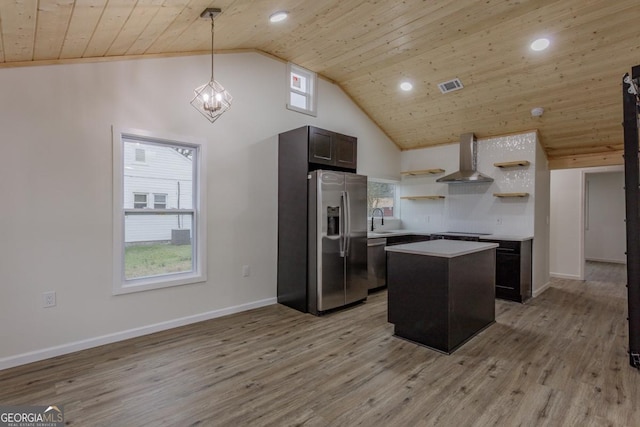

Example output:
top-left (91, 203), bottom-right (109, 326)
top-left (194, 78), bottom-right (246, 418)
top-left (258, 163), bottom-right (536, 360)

top-left (479, 235), bottom-right (533, 242)
top-left (385, 239), bottom-right (499, 258)
top-left (367, 230), bottom-right (431, 238)
top-left (368, 229), bottom-right (533, 241)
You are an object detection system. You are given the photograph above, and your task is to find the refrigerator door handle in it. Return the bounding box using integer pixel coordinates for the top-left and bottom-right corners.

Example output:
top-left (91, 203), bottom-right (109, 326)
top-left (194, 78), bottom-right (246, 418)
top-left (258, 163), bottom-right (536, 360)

top-left (344, 190), bottom-right (352, 256)
top-left (339, 191), bottom-right (346, 257)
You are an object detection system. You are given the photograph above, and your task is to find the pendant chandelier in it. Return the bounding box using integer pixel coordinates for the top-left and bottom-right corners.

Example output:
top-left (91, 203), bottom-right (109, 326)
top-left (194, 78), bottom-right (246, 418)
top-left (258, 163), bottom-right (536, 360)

top-left (191, 8), bottom-right (232, 123)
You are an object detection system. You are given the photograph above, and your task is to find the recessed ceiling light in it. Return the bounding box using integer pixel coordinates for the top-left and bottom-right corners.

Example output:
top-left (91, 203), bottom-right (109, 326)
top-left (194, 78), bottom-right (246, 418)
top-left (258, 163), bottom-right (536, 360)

top-left (269, 11), bottom-right (288, 23)
top-left (531, 107), bottom-right (544, 117)
top-left (400, 81), bottom-right (413, 91)
top-left (530, 38), bottom-right (550, 51)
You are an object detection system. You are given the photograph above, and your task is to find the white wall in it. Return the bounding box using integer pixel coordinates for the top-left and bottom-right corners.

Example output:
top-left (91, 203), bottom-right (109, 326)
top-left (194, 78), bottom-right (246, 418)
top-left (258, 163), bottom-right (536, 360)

top-left (0, 52), bottom-right (400, 368)
top-left (400, 144), bottom-right (457, 232)
top-left (549, 166), bottom-right (623, 279)
top-left (549, 169), bottom-right (584, 279)
top-left (533, 139), bottom-right (551, 295)
top-left (584, 172), bottom-right (625, 263)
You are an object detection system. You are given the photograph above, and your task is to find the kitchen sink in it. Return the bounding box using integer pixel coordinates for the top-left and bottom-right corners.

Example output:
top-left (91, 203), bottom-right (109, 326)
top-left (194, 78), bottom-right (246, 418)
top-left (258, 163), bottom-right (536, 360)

top-left (371, 230), bottom-right (392, 234)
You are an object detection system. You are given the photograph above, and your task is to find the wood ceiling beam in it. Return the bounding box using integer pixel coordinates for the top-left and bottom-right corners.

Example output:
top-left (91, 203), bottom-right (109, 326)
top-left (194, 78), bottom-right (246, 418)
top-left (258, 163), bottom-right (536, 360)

top-left (547, 151), bottom-right (624, 170)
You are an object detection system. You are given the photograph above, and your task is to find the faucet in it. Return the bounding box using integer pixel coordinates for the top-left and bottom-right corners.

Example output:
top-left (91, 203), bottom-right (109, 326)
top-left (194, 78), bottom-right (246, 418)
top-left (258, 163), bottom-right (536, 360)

top-left (371, 208), bottom-right (384, 231)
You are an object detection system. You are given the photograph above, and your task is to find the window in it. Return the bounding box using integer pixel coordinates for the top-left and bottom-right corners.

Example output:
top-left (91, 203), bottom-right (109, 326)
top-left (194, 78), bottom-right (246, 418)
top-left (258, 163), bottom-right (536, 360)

top-left (112, 128), bottom-right (207, 294)
top-left (286, 62), bottom-right (317, 116)
top-left (134, 193), bottom-right (148, 209)
top-left (153, 193), bottom-right (167, 209)
top-left (367, 180), bottom-right (398, 218)
top-left (135, 148), bottom-right (146, 162)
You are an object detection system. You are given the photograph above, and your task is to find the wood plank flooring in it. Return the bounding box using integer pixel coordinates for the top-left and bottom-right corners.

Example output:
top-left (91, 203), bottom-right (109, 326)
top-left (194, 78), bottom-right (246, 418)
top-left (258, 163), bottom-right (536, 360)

top-left (1, 261), bottom-right (638, 426)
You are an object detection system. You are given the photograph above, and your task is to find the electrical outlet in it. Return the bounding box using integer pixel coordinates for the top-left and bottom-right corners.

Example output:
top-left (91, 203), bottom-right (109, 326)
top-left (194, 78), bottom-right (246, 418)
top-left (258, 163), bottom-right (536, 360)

top-left (496, 218), bottom-right (503, 226)
top-left (43, 291), bottom-right (56, 308)
top-left (242, 265), bottom-right (250, 277)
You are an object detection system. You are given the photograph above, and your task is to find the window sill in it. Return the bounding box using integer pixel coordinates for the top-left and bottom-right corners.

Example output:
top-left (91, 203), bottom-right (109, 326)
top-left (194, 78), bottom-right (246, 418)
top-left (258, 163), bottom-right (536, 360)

top-left (113, 271), bottom-right (206, 295)
top-left (286, 104), bottom-right (317, 117)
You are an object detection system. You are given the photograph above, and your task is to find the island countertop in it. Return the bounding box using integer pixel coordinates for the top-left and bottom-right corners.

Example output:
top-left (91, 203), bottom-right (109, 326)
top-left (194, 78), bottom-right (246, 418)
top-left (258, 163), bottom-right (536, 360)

top-left (385, 239), bottom-right (498, 258)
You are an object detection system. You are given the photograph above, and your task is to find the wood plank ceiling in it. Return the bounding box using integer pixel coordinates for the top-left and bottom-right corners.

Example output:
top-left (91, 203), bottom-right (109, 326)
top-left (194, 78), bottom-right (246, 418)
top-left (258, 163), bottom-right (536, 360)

top-left (0, 0), bottom-right (637, 168)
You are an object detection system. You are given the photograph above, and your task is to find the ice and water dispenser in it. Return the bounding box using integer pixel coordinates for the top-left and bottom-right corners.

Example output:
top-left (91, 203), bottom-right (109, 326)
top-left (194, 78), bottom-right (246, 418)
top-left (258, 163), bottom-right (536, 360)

top-left (327, 206), bottom-right (340, 236)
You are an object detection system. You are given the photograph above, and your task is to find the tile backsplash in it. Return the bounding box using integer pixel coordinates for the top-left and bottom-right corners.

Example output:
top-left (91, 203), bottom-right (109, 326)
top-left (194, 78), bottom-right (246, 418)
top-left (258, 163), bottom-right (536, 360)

top-left (399, 132), bottom-right (537, 236)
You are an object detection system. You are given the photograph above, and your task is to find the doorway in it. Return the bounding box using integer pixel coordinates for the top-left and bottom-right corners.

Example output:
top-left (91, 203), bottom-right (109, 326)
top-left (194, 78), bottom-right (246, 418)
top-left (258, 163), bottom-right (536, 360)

top-left (583, 168), bottom-right (626, 278)
top-left (584, 170), bottom-right (626, 264)
top-left (549, 165), bottom-right (624, 280)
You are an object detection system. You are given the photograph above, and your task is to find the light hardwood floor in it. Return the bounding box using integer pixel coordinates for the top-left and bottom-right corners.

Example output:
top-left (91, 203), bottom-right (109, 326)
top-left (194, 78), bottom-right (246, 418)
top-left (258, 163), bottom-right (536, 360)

top-left (1, 262), bottom-right (638, 426)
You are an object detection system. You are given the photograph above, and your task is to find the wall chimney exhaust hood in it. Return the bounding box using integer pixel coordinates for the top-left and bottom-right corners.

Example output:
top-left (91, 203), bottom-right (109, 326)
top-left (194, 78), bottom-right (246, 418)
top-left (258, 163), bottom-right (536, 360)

top-left (436, 133), bottom-right (494, 184)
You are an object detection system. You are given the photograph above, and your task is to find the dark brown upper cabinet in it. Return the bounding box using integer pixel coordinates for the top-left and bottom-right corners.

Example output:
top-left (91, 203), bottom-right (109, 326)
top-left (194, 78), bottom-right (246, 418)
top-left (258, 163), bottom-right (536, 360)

top-left (308, 126), bottom-right (357, 171)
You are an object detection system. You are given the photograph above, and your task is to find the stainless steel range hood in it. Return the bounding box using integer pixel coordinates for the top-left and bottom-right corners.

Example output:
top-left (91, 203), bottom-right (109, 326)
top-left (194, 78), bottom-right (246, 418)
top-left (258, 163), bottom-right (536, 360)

top-left (436, 133), bottom-right (493, 184)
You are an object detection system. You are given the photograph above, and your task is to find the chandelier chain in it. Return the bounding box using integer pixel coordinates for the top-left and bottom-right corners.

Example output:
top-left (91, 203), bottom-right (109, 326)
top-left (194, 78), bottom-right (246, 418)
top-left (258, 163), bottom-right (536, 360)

top-left (210, 15), bottom-right (215, 81)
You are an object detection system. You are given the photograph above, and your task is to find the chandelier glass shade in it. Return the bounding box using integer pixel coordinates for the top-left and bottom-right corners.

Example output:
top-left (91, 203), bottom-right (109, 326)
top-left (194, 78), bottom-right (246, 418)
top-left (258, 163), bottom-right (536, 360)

top-left (191, 8), bottom-right (232, 123)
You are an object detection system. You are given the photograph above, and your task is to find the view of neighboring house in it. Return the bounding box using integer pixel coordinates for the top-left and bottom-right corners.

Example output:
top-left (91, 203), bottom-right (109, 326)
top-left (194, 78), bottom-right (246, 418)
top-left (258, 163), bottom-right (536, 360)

top-left (123, 141), bottom-right (193, 244)
top-left (367, 181), bottom-right (395, 217)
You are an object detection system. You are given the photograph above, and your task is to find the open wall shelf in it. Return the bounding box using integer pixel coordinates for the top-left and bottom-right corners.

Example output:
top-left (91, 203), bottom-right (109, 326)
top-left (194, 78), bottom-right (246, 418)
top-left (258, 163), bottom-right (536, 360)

top-left (401, 195), bottom-right (446, 200)
top-left (494, 160), bottom-right (530, 168)
top-left (401, 168), bottom-right (445, 176)
top-left (493, 192), bottom-right (529, 198)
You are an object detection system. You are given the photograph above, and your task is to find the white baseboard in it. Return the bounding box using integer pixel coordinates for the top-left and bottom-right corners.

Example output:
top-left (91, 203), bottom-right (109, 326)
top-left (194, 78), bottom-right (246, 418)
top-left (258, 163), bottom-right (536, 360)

top-left (0, 297), bottom-right (277, 372)
top-left (549, 272), bottom-right (582, 280)
top-left (533, 281), bottom-right (552, 297)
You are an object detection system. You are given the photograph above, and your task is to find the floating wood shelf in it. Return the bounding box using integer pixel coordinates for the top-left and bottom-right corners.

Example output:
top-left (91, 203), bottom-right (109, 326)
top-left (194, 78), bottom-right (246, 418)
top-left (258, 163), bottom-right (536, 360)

top-left (493, 192), bottom-right (529, 198)
top-left (401, 195), bottom-right (446, 200)
top-left (494, 160), bottom-right (530, 168)
top-left (401, 168), bottom-right (445, 176)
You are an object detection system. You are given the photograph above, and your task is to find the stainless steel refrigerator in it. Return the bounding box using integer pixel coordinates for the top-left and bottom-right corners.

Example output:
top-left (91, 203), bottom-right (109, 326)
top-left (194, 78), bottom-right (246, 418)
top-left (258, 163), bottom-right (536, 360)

top-left (307, 170), bottom-right (368, 314)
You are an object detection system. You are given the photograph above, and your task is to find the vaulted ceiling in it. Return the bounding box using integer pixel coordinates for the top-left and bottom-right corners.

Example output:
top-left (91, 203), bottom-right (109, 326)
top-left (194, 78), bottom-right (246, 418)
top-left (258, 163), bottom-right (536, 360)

top-left (1, 0), bottom-right (638, 168)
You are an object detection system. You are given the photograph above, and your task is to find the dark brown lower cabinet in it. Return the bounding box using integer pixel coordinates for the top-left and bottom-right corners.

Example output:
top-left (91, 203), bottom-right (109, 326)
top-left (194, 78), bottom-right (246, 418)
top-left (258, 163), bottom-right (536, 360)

top-left (387, 248), bottom-right (496, 354)
top-left (485, 239), bottom-right (532, 303)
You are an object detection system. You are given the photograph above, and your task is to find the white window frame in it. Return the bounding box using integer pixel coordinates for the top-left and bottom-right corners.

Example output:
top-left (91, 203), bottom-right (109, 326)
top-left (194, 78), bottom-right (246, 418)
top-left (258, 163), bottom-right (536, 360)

top-left (286, 62), bottom-right (317, 117)
top-left (367, 178), bottom-right (400, 220)
top-left (112, 127), bottom-right (207, 295)
top-left (133, 192), bottom-right (149, 209)
top-left (153, 193), bottom-right (167, 209)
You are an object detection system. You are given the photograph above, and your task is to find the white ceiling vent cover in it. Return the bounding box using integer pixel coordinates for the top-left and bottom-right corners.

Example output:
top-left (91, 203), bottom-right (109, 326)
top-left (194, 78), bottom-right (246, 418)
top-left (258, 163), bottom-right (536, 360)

top-left (437, 78), bottom-right (464, 94)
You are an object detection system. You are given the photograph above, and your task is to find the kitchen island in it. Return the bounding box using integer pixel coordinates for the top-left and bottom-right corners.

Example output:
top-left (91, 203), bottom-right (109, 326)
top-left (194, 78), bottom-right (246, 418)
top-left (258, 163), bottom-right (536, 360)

top-left (386, 239), bottom-right (498, 354)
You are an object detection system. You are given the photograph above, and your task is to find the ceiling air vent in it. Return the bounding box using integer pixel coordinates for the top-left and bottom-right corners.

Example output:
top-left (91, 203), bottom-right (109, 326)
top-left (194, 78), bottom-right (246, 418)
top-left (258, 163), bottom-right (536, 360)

top-left (437, 78), bottom-right (464, 94)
